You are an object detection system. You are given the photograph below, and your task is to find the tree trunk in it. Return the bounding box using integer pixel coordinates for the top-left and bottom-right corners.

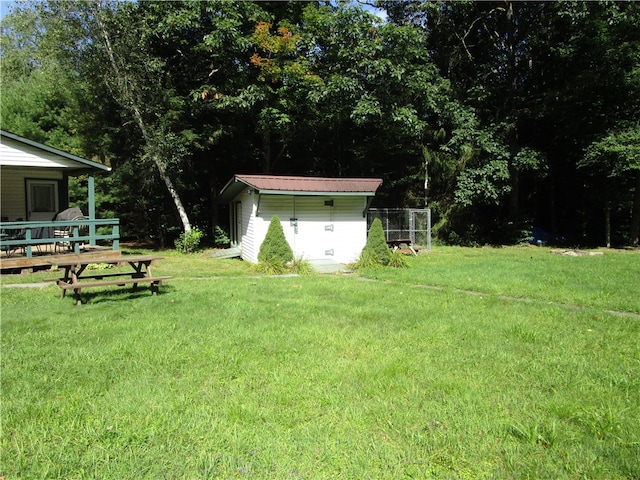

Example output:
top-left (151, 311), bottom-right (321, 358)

top-left (508, 163), bottom-right (519, 221)
top-left (96, 8), bottom-right (191, 233)
top-left (605, 200), bottom-right (611, 248)
top-left (630, 169), bottom-right (640, 246)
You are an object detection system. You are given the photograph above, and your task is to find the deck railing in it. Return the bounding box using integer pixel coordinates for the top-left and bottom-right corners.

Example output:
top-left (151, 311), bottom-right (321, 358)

top-left (0, 218), bottom-right (120, 258)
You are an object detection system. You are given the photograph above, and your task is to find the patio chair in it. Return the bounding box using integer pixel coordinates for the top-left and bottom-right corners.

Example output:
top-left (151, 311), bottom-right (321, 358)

top-left (1, 219), bottom-right (26, 257)
top-left (53, 208), bottom-right (88, 253)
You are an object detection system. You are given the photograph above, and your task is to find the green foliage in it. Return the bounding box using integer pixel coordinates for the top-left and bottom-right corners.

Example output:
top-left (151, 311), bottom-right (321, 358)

top-left (174, 227), bottom-right (203, 254)
top-left (253, 257), bottom-right (287, 275)
top-left (388, 249), bottom-right (410, 268)
top-left (213, 226), bottom-right (230, 248)
top-left (258, 216), bottom-right (293, 265)
top-left (289, 256), bottom-right (314, 275)
top-left (254, 255), bottom-right (313, 275)
top-left (350, 249), bottom-right (382, 271)
top-left (360, 218), bottom-right (391, 267)
top-left (581, 126), bottom-right (640, 175)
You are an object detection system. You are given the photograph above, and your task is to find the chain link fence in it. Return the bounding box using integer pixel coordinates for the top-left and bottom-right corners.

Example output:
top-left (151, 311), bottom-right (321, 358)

top-left (367, 208), bottom-right (431, 251)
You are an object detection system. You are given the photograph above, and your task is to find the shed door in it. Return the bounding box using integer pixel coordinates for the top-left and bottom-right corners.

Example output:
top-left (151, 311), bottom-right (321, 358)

top-left (230, 201), bottom-right (242, 246)
top-left (26, 179), bottom-right (59, 221)
top-left (293, 197), bottom-right (334, 260)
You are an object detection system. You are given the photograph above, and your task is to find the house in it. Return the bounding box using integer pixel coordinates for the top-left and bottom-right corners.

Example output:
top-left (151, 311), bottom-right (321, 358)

top-left (0, 129), bottom-right (119, 263)
top-left (1, 129), bottom-right (111, 222)
top-left (218, 174), bottom-right (383, 264)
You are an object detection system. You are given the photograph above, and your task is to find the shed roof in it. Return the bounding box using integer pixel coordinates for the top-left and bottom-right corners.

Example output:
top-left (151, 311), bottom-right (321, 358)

top-left (219, 174), bottom-right (382, 202)
top-left (0, 129), bottom-right (111, 173)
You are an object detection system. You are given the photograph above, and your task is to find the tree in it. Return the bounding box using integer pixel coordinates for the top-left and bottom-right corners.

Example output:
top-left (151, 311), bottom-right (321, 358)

top-left (0, 4), bottom-right (84, 152)
top-left (360, 218), bottom-right (391, 266)
top-left (381, 0), bottom-right (640, 245)
top-left (258, 216), bottom-right (294, 266)
top-left (580, 126), bottom-right (640, 246)
top-left (247, 18), bottom-right (322, 173)
top-left (298, 3), bottom-right (474, 209)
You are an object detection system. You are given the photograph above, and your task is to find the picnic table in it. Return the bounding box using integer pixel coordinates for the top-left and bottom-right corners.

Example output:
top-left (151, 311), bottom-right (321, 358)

top-left (47, 254), bottom-right (173, 305)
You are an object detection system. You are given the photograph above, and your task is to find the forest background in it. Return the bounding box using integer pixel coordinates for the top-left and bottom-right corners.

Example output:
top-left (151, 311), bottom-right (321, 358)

top-left (1, 0), bottom-right (639, 248)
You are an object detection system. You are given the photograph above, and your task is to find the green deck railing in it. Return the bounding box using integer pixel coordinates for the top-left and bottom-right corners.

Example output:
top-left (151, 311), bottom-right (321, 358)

top-left (0, 219), bottom-right (120, 258)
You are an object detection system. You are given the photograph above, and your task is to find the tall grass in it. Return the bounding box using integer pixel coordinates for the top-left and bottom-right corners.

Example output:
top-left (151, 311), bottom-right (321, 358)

top-left (1, 247), bottom-right (638, 478)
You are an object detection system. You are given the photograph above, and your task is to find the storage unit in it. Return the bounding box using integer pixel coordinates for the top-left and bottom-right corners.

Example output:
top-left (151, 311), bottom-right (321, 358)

top-left (218, 175), bottom-right (382, 264)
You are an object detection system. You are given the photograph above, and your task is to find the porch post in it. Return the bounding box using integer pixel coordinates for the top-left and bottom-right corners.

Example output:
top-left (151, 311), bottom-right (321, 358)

top-left (88, 173), bottom-right (96, 246)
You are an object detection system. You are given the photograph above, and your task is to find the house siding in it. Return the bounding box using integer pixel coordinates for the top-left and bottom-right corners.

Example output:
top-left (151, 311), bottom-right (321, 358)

top-left (0, 166), bottom-right (63, 220)
top-left (0, 138), bottom-right (78, 168)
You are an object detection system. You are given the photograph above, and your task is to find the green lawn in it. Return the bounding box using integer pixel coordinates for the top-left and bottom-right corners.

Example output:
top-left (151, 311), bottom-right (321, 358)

top-left (1, 247), bottom-right (639, 479)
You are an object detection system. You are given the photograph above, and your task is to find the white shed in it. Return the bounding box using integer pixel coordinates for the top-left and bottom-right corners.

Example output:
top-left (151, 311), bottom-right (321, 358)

top-left (218, 175), bottom-right (383, 264)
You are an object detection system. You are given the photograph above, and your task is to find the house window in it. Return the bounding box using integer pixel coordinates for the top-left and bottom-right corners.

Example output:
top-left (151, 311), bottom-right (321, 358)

top-left (31, 184), bottom-right (56, 212)
top-left (26, 179), bottom-right (59, 221)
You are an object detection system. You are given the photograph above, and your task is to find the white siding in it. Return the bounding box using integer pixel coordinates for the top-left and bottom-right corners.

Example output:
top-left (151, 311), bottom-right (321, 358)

top-left (331, 196), bottom-right (368, 263)
top-left (233, 190), bottom-right (259, 263)
top-left (0, 166), bottom-right (63, 220)
top-left (0, 138), bottom-right (78, 168)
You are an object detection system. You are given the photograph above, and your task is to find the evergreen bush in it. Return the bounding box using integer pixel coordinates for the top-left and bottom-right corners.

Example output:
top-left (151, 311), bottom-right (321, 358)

top-left (213, 225), bottom-right (231, 248)
top-left (258, 216), bottom-right (293, 265)
top-left (360, 218), bottom-right (391, 266)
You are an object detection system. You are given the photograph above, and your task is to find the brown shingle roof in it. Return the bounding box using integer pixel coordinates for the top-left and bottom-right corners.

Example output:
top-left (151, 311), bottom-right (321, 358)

top-left (219, 174), bottom-right (382, 202)
top-left (236, 174), bottom-right (382, 193)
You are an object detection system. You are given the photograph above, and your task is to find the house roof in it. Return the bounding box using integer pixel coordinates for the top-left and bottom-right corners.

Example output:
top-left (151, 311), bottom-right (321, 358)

top-left (0, 129), bottom-right (111, 173)
top-left (219, 174), bottom-right (383, 202)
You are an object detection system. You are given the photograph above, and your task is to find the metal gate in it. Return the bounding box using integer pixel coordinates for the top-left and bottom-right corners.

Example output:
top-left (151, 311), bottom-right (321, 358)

top-left (367, 208), bottom-right (431, 251)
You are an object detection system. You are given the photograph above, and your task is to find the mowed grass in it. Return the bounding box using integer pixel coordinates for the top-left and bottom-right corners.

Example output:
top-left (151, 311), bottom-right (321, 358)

top-left (358, 246), bottom-right (640, 314)
top-left (1, 247), bottom-right (639, 479)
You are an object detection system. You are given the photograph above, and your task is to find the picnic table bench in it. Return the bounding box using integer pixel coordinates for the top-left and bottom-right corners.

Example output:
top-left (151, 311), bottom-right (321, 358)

top-left (46, 254), bottom-right (173, 305)
top-left (386, 238), bottom-right (418, 256)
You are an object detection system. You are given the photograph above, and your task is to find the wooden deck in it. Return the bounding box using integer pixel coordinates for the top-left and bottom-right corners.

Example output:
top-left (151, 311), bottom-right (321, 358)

top-left (0, 246), bottom-right (121, 274)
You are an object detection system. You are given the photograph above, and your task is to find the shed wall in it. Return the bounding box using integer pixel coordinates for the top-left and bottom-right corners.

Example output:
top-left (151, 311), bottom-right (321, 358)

top-left (237, 194), bottom-right (367, 264)
top-left (235, 190), bottom-right (258, 263)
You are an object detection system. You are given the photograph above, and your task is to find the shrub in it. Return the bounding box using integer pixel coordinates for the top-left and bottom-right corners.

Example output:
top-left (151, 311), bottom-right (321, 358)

top-left (388, 249), bottom-right (410, 268)
top-left (213, 225), bottom-right (231, 248)
top-left (258, 216), bottom-right (293, 265)
top-left (289, 256), bottom-right (314, 275)
top-left (254, 257), bottom-right (287, 275)
top-left (360, 218), bottom-right (391, 266)
top-left (175, 227), bottom-right (203, 254)
top-left (349, 249), bottom-right (381, 271)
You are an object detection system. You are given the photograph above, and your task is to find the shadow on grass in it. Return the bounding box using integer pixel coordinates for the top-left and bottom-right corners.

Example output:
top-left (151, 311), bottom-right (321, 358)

top-left (63, 284), bottom-right (176, 305)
